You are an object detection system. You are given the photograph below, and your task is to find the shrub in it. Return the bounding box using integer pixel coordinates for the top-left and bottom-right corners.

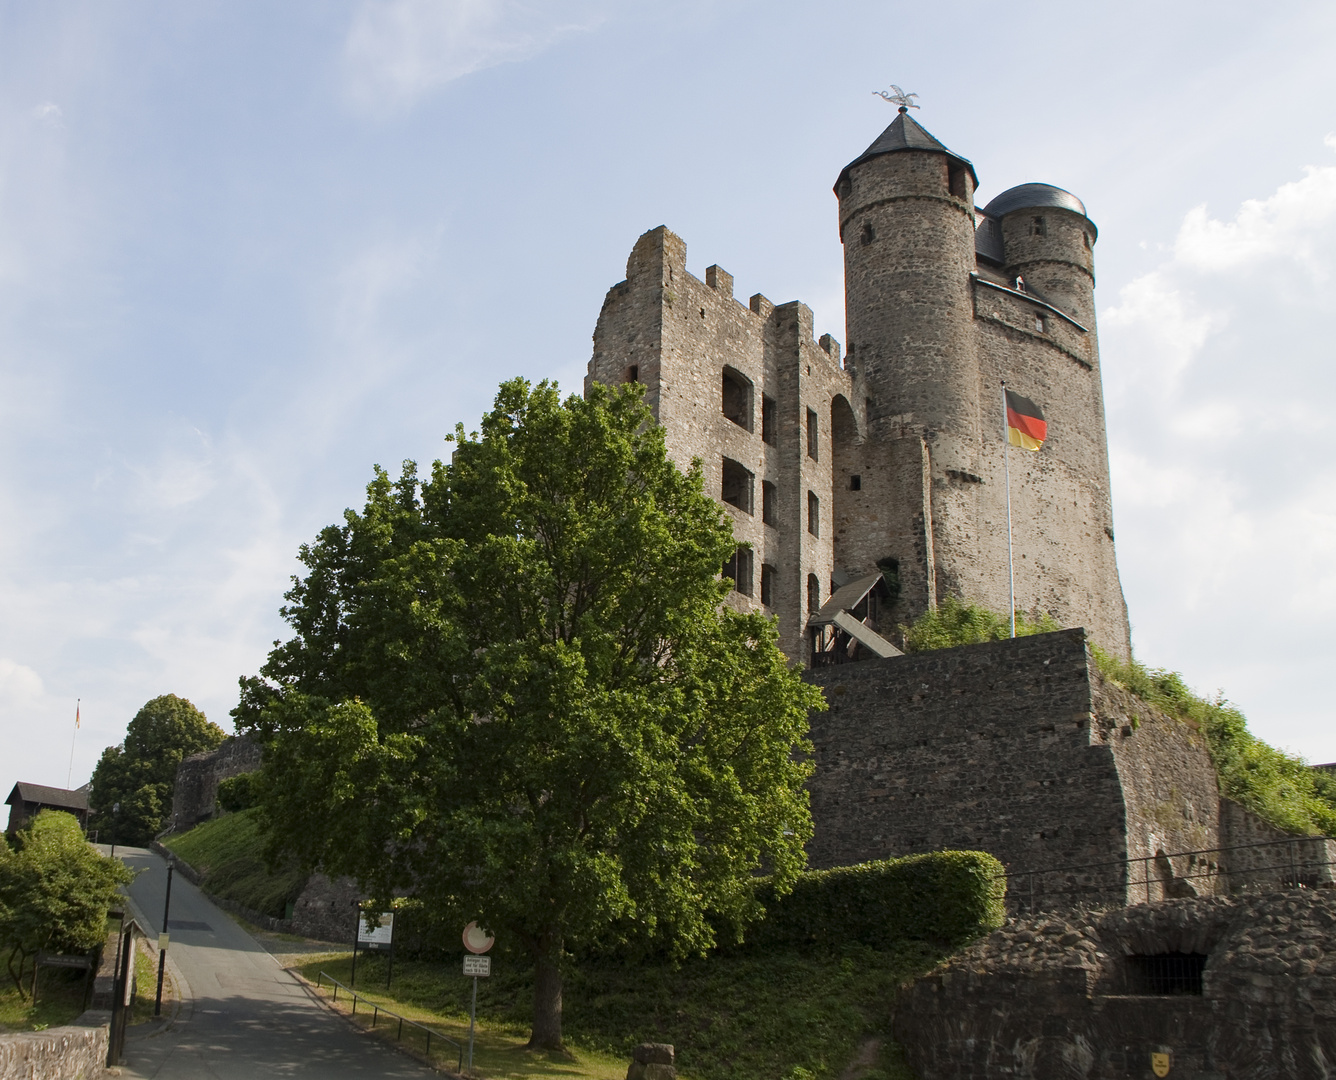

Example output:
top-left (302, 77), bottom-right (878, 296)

top-left (216, 773), bottom-right (256, 814)
top-left (901, 596), bottom-right (1060, 652)
top-left (743, 850), bottom-right (1006, 951)
top-left (1091, 646), bottom-right (1336, 837)
top-left (0, 811), bottom-right (132, 998)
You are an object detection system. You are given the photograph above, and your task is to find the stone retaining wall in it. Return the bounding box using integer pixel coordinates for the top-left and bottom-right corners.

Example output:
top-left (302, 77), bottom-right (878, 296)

top-left (0, 1010), bottom-right (109, 1080)
top-left (894, 888), bottom-right (1336, 1079)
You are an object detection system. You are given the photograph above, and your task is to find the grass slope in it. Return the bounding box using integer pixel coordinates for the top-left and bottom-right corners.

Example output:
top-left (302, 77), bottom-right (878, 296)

top-left (164, 809), bottom-right (307, 918)
top-left (299, 943), bottom-right (938, 1080)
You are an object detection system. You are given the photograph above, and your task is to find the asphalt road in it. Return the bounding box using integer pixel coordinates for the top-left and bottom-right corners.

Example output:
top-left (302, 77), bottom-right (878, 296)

top-left (108, 846), bottom-right (437, 1079)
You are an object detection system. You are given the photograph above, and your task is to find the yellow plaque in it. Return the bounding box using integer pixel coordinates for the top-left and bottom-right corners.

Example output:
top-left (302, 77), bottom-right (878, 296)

top-left (1151, 1051), bottom-right (1171, 1077)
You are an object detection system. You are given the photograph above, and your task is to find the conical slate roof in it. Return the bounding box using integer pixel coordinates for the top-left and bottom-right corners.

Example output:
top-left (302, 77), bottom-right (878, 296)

top-left (835, 110), bottom-right (978, 193)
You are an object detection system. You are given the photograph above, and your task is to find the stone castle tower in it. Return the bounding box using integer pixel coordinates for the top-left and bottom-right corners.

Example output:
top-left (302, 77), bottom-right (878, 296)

top-left (586, 109), bottom-right (1131, 664)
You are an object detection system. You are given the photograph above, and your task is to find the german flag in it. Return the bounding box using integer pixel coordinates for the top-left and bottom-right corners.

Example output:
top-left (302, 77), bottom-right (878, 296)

top-left (1005, 390), bottom-right (1047, 451)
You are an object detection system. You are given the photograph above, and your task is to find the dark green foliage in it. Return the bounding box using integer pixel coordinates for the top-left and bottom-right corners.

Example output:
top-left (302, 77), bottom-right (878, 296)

top-left (216, 773), bottom-right (256, 814)
top-left (1092, 647), bottom-right (1336, 836)
top-left (89, 694), bottom-right (226, 847)
top-left (0, 811), bottom-right (132, 998)
top-left (304, 941), bottom-right (942, 1080)
top-left (234, 379), bottom-right (825, 1046)
top-left (900, 596), bottom-right (1060, 652)
top-left (163, 809), bottom-right (307, 918)
top-left (740, 851), bottom-right (1006, 952)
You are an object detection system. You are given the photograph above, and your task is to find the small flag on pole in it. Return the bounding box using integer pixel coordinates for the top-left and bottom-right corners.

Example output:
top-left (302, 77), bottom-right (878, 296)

top-left (75, 702), bottom-right (80, 729)
top-left (1005, 390), bottom-right (1047, 451)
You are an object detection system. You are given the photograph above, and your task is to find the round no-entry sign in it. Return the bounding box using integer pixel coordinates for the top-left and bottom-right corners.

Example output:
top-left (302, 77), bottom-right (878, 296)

top-left (462, 921), bottom-right (494, 954)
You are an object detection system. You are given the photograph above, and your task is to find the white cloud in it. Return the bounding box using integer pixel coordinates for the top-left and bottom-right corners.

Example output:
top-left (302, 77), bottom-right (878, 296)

top-left (0, 658), bottom-right (44, 707)
top-left (344, 0), bottom-right (609, 115)
top-left (31, 101), bottom-right (63, 127)
top-left (1101, 133), bottom-right (1336, 758)
top-left (1172, 142), bottom-right (1336, 276)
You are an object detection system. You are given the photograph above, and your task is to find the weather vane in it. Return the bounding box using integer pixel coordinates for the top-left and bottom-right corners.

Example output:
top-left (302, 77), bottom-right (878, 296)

top-left (873, 84), bottom-right (919, 112)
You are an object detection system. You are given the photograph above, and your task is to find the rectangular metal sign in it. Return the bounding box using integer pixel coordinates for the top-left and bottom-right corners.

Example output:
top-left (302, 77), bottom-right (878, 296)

top-left (463, 955), bottom-right (491, 977)
top-left (357, 912), bottom-right (394, 949)
top-left (38, 954), bottom-right (92, 969)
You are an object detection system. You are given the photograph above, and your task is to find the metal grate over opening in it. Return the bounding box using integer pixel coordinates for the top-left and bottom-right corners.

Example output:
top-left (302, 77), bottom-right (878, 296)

top-left (1126, 952), bottom-right (1206, 995)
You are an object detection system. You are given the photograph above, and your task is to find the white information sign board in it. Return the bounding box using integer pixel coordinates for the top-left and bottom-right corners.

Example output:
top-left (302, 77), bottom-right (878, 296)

top-left (463, 954), bottom-right (491, 977)
top-left (357, 912), bottom-right (395, 950)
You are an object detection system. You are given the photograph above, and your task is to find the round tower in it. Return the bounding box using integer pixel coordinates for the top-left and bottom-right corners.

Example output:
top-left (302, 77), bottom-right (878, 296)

top-left (833, 109), bottom-right (984, 616)
top-left (984, 183), bottom-right (1097, 329)
top-left (835, 109), bottom-right (982, 449)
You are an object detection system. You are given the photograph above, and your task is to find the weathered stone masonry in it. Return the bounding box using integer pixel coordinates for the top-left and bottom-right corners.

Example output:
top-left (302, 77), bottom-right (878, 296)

top-left (805, 629), bottom-right (1330, 911)
top-left (587, 109), bottom-right (1131, 665)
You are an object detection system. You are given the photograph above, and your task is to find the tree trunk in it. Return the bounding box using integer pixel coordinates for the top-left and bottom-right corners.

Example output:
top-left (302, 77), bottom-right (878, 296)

top-left (528, 946), bottom-right (563, 1049)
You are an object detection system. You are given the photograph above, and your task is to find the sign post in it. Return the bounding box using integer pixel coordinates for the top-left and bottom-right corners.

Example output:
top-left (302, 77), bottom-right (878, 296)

top-left (352, 909), bottom-right (395, 989)
top-left (462, 921), bottom-right (495, 1070)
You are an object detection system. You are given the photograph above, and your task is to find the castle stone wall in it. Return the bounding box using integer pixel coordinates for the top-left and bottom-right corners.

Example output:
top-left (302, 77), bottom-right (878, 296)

top-left (587, 226), bottom-right (855, 659)
top-left (170, 734), bottom-right (262, 830)
top-left (805, 629), bottom-right (1134, 910)
top-left (894, 890), bottom-right (1336, 1080)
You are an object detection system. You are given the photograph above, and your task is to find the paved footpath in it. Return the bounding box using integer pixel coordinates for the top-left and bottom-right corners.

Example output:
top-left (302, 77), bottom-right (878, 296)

top-left (106, 846), bottom-right (438, 1079)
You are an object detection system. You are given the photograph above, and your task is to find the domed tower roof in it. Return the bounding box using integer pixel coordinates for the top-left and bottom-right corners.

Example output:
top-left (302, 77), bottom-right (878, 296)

top-left (834, 110), bottom-right (978, 194)
top-left (982, 183), bottom-right (1097, 240)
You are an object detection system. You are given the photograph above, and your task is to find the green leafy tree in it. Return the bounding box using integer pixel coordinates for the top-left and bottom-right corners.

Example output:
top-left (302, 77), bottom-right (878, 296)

top-left (235, 379), bottom-right (823, 1048)
top-left (89, 694), bottom-right (226, 846)
top-left (0, 810), bottom-right (133, 998)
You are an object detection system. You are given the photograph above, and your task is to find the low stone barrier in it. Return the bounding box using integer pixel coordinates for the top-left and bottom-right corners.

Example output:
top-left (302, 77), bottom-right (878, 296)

top-left (0, 1009), bottom-right (109, 1080)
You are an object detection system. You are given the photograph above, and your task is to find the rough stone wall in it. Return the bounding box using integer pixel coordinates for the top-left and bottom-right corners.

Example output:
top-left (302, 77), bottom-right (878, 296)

top-left (1097, 677), bottom-right (1224, 900)
top-left (290, 873), bottom-right (366, 943)
top-left (1220, 797), bottom-right (1336, 891)
top-left (894, 889), bottom-right (1336, 1080)
top-left (169, 734), bottom-right (262, 830)
top-left (0, 1010), bottom-right (108, 1080)
top-left (587, 226), bottom-right (853, 660)
top-left (804, 630), bottom-right (1243, 912)
top-left (805, 629), bottom-right (1134, 910)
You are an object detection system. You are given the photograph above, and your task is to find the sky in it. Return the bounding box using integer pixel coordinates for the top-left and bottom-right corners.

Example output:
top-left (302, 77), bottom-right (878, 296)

top-left (3, 0), bottom-right (1335, 797)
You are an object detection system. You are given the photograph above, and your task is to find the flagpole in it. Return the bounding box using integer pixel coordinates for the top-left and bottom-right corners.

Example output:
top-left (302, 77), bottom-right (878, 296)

top-left (67, 699), bottom-right (79, 789)
top-left (1002, 384), bottom-right (1016, 639)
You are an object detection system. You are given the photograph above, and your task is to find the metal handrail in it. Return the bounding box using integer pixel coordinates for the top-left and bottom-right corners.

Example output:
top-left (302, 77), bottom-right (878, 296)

top-left (1004, 833), bottom-right (1336, 912)
top-left (315, 971), bottom-right (463, 1072)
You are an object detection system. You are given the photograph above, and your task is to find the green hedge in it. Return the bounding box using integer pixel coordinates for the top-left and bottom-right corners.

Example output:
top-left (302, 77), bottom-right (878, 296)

top-left (743, 850), bottom-right (1006, 951)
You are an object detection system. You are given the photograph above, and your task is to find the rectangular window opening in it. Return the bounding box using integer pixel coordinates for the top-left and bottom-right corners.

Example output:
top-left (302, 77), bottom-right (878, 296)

top-left (626, 365), bottom-right (639, 383)
top-left (1034, 313), bottom-right (1045, 333)
top-left (762, 481), bottom-right (778, 526)
top-left (722, 367), bottom-right (753, 431)
top-left (850, 474), bottom-right (862, 491)
top-left (721, 458), bottom-right (754, 515)
top-left (806, 408), bottom-right (819, 460)
top-left (723, 546), bottom-right (754, 597)
top-left (761, 396), bottom-right (777, 446)
top-left (760, 563), bottom-right (775, 608)
top-left (807, 491), bottom-right (820, 537)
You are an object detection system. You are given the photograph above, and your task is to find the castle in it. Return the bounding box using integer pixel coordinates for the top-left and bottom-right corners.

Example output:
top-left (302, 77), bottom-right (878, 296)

top-left (586, 107), bottom-right (1130, 666)
top-left (584, 109), bottom-right (1333, 913)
